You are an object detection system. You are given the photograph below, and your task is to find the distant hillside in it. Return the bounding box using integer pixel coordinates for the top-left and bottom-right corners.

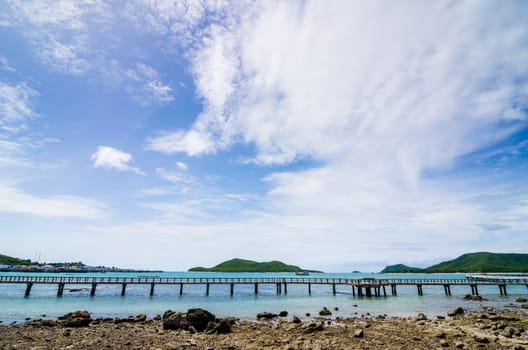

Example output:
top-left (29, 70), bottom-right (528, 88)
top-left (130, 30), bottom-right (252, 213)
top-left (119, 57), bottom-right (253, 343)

top-left (0, 253), bottom-right (33, 266)
top-left (381, 252), bottom-right (528, 273)
top-left (189, 258), bottom-right (322, 273)
top-left (380, 264), bottom-right (423, 273)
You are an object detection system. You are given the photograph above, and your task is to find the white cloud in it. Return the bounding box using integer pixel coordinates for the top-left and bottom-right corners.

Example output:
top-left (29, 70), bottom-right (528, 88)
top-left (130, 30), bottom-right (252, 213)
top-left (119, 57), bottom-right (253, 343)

top-left (0, 81), bottom-right (37, 132)
top-left (147, 129), bottom-right (214, 156)
top-left (125, 63), bottom-right (174, 105)
top-left (176, 161), bottom-right (188, 171)
top-left (0, 56), bottom-right (16, 72)
top-left (91, 146), bottom-right (144, 175)
top-left (0, 181), bottom-right (106, 219)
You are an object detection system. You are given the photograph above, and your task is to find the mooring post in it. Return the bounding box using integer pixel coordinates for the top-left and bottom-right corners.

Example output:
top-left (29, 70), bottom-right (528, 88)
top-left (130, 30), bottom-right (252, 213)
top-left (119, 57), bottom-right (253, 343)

top-left (90, 283), bottom-right (97, 296)
top-left (179, 283), bottom-right (183, 295)
top-left (254, 283), bottom-right (258, 294)
top-left (57, 283), bottom-right (65, 297)
top-left (230, 283), bottom-right (234, 296)
top-left (206, 283), bottom-right (210, 296)
top-left (150, 283), bottom-right (155, 296)
top-left (121, 283), bottom-right (127, 296)
top-left (332, 284), bottom-right (336, 295)
top-left (24, 282), bottom-right (33, 297)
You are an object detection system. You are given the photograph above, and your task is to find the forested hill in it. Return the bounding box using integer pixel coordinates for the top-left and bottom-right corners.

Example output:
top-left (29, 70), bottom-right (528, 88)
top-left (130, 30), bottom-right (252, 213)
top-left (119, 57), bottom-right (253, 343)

top-left (0, 253), bottom-right (33, 266)
top-left (381, 252), bottom-right (528, 273)
top-left (188, 258), bottom-right (322, 273)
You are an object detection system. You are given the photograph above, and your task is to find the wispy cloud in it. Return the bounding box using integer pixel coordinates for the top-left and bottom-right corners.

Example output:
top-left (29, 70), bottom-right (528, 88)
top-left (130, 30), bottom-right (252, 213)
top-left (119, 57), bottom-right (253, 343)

top-left (91, 146), bottom-right (144, 175)
top-left (0, 181), bottom-right (106, 219)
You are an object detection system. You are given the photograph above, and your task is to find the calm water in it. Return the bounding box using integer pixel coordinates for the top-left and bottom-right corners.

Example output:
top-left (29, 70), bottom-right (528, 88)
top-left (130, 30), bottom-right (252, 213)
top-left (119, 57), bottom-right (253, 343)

top-left (1, 272), bottom-right (527, 323)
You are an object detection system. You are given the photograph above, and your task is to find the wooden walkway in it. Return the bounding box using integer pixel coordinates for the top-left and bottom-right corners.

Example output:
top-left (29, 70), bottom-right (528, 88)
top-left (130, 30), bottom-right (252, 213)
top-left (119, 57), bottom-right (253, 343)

top-left (0, 275), bottom-right (527, 298)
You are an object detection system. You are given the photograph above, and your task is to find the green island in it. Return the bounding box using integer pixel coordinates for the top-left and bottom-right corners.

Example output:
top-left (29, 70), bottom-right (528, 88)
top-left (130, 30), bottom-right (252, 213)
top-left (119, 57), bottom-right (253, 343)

top-left (381, 252), bottom-right (528, 273)
top-left (188, 258), bottom-right (322, 273)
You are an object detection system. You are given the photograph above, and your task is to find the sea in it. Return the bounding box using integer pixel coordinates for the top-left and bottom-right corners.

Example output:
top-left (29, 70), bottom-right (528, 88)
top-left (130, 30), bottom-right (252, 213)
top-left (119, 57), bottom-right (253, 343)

top-left (1, 271), bottom-right (527, 324)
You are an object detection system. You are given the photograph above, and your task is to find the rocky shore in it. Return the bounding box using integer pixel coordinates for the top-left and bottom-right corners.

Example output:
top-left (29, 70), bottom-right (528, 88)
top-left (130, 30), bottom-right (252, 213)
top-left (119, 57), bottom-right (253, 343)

top-left (1, 306), bottom-right (528, 349)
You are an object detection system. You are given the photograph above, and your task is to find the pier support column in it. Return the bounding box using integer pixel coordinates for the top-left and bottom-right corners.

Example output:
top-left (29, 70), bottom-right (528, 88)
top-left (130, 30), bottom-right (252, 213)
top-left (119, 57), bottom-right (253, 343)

top-left (365, 287), bottom-right (372, 297)
top-left (121, 283), bottom-right (127, 296)
top-left (443, 285), bottom-right (451, 296)
top-left (499, 285), bottom-right (507, 296)
top-left (179, 284), bottom-right (183, 295)
top-left (276, 283), bottom-right (282, 294)
top-left (308, 283), bottom-right (311, 295)
top-left (230, 283), bottom-right (234, 296)
top-left (351, 285), bottom-right (355, 297)
top-left (150, 283), bottom-right (155, 296)
top-left (391, 284), bottom-right (397, 296)
top-left (24, 282), bottom-right (33, 297)
top-left (417, 284), bottom-right (423, 296)
top-left (283, 283), bottom-right (287, 295)
top-left (57, 283), bottom-right (65, 297)
top-left (254, 283), bottom-right (258, 294)
top-left (206, 283), bottom-right (210, 296)
top-left (470, 284), bottom-right (479, 296)
top-left (357, 286), bottom-right (363, 297)
top-left (90, 283), bottom-right (97, 296)
top-left (382, 285), bottom-right (387, 297)
top-left (332, 284), bottom-right (336, 295)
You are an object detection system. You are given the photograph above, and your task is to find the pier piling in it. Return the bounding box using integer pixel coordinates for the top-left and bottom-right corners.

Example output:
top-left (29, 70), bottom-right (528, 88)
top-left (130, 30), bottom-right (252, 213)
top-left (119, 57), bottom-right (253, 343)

top-left (57, 283), bottom-right (65, 297)
top-left (284, 283), bottom-right (287, 294)
top-left (417, 284), bottom-right (423, 296)
top-left (470, 284), bottom-right (479, 296)
top-left (308, 283), bottom-right (312, 295)
top-left (179, 283), bottom-right (183, 295)
top-left (206, 283), bottom-right (210, 296)
top-left (333, 284), bottom-right (336, 295)
top-left (230, 283), bottom-right (234, 296)
top-left (121, 283), bottom-right (127, 296)
top-left (90, 283), bottom-right (97, 296)
top-left (24, 282), bottom-right (33, 297)
top-left (391, 284), bottom-right (397, 296)
top-left (254, 283), bottom-right (258, 294)
top-left (150, 283), bottom-right (155, 296)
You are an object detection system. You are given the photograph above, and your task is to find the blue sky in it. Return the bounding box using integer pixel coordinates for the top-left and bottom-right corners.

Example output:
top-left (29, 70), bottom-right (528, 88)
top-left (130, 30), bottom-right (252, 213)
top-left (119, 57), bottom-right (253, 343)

top-left (1, 0), bottom-right (527, 272)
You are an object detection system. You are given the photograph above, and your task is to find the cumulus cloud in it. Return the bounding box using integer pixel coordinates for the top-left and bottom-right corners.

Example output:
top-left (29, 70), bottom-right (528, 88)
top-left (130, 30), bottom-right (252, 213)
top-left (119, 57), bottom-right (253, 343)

top-left (91, 146), bottom-right (144, 175)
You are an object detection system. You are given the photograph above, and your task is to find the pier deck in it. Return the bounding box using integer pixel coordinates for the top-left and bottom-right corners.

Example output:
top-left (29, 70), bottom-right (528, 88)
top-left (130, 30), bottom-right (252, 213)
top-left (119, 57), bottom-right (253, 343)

top-left (1, 275), bottom-right (527, 297)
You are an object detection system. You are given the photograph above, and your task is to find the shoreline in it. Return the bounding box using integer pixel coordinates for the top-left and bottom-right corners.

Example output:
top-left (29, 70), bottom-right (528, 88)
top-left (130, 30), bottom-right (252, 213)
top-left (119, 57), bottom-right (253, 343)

top-left (2, 305), bottom-right (528, 349)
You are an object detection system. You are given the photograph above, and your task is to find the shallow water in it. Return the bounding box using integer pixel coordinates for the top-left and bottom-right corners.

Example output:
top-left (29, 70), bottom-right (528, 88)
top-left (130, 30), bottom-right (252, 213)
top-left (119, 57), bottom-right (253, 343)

top-left (1, 272), bottom-right (527, 323)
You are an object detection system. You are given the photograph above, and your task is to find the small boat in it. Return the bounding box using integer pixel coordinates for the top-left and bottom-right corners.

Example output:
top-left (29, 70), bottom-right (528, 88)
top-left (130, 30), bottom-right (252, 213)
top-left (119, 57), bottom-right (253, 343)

top-left (295, 271), bottom-right (309, 276)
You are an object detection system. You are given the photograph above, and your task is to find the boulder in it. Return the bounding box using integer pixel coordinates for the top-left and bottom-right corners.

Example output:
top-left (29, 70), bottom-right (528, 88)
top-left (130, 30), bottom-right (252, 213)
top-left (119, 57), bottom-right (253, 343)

top-left (448, 307), bottom-right (464, 317)
top-left (59, 311), bottom-right (92, 328)
top-left (302, 322), bottom-right (324, 333)
top-left (416, 313), bottom-right (427, 321)
top-left (463, 294), bottom-right (483, 301)
top-left (319, 307), bottom-right (332, 316)
top-left (516, 297), bottom-right (527, 303)
top-left (214, 319), bottom-right (232, 334)
top-left (186, 308), bottom-right (216, 332)
top-left (354, 329), bottom-right (364, 338)
top-left (162, 312), bottom-right (187, 330)
top-left (278, 311), bottom-right (288, 317)
top-left (257, 312), bottom-right (277, 320)
top-left (292, 316), bottom-right (301, 324)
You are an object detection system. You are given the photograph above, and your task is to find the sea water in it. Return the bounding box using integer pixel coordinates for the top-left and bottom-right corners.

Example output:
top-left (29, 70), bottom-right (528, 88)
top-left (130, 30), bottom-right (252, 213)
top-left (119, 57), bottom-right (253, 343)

top-left (1, 272), bottom-right (527, 323)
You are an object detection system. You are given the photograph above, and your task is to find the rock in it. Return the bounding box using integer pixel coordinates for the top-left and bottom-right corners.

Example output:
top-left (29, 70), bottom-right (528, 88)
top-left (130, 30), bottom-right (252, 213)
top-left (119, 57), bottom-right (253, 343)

top-left (455, 342), bottom-right (465, 349)
top-left (319, 307), bottom-right (332, 316)
top-left (59, 311), bottom-right (92, 328)
top-left (186, 308), bottom-right (216, 332)
top-left (302, 322), bottom-right (324, 333)
top-left (439, 340), bottom-right (449, 347)
top-left (474, 335), bottom-right (489, 343)
top-left (354, 329), bottom-right (364, 338)
top-left (521, 304), bottom-right (528, 310)
top-left (153, 314), bottom-right (161, 321)
top-left (448, 307), bottom-right (464, 317)
top-left (39, 320), bottom-right (57, 327)
top-left (162, 310), bottom-right (176, 320)
top-left (279, 311), bottom-right (288, 317)
top-left (463, 294), bottom-right (483, 301)
top-left (436, 315), bottom-right (445, 320)
top-left (334, 307), bottom-right (339, 311)
top-left (134, 313), bottom-right (147, 322)
top-left (516, 297), bottom-right (527, 303)
top-left (305, 313), bottom-right (311, 317)
top-left (292, 316), bottom-right (301, 324)
top-left (257, 312), bottom-right (277, 320)
top-left (162, 312), bottom-right (187, 330)
top-left (416, 313), bottom-right (427, 321)
top-left (214, 319), bottom-right (232, 334)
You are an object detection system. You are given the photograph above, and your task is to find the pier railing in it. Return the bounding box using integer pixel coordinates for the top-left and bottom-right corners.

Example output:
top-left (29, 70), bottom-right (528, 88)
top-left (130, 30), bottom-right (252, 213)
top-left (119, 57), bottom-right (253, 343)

top-left (1, 275), bottom-right (526, 298)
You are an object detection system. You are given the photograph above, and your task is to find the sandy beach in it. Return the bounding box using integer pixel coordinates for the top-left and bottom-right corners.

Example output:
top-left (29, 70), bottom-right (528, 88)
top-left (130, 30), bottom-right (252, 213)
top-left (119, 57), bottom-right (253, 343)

top-left (1, 305), bottom-right (528, 350)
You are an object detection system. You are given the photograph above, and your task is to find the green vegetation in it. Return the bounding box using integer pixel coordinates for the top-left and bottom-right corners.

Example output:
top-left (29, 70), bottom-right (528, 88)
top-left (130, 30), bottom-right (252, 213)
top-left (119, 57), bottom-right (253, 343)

top-left (189, 258), bottom-right (322, 273)
top-left (0, 253), bottom-right (33, 266)
top-left (381, 252), bottom-right (528, 273)
top-left (380, 264), bottom-right (422, 273)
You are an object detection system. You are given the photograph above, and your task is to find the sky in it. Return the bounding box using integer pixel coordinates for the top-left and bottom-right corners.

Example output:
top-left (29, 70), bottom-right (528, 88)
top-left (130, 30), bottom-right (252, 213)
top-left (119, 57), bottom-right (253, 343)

top-left (1, 0), bottom-right (528, 272)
